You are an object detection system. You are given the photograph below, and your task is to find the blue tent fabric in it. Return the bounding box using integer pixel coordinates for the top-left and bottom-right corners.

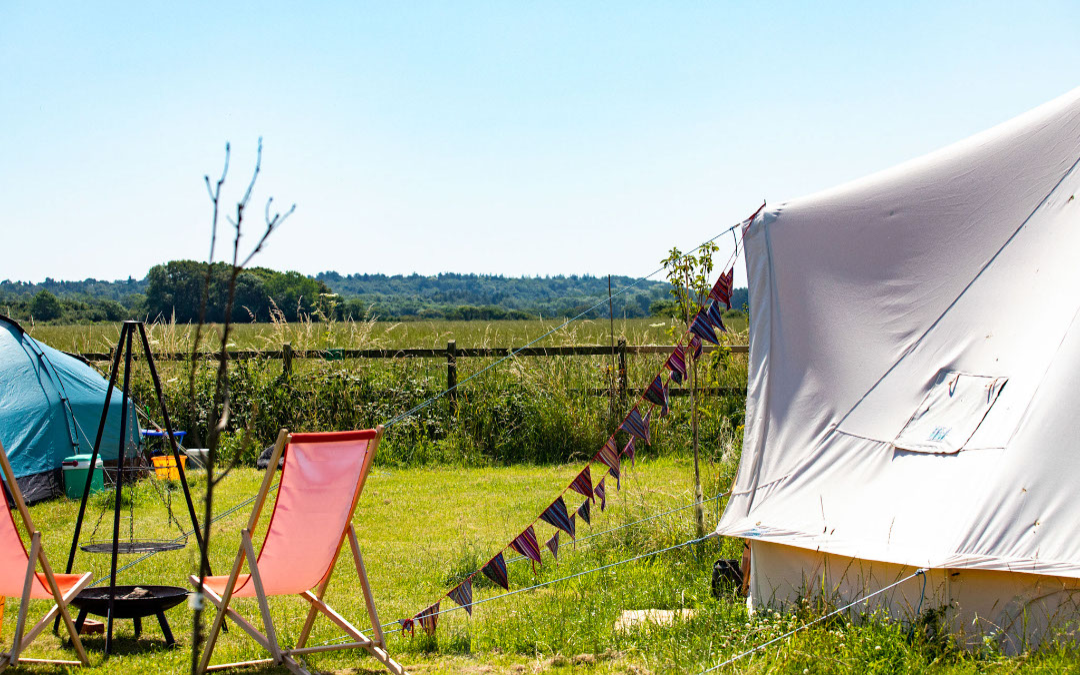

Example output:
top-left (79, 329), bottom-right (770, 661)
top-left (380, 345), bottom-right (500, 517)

top-left (0, 316), bottom-right (140, 503)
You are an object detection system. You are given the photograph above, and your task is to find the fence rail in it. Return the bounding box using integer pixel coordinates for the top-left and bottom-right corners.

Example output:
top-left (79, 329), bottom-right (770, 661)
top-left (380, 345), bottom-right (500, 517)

top-left (74, 340), bottom-right (749, 403)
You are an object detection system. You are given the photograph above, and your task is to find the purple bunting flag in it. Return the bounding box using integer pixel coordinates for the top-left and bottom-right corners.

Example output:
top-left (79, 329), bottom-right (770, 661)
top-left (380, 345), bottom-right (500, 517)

top-left (546, 531), bottom-right (559, 560)
top-left (597, 438), bottom-right (621, 488)
top-left (665, 346), bottom-right (686, 384)
top-left (539, 496), bottom-right (576, 539)
top-left (710, 268), bottom-right (734, 309)
top-left (622, 437), bottom-right (636, 467)
top-left (577, 498), bottom-right (591, 525)
top-left (706, 300), bottom-right (727, 334)
top-left (595, 477), bottom-right (606, 511)
top-left (447, 579), bottom-right (473, 616)
top-left (644, 374), bottom-right (670, 418)
top-left (568, 466), bottom-right (594, 503)
top-left (690, 334), bottom-right (703, 359)
top-left (511, 525), bottom-right (542, 572)
top-left (620, 407), bottom-right (651, 445)
top-left (690, 312), bottom-right (720, 346)
top-left (417, 601), bottom-right (440, 636)
top-left (481, 552), bottom-right (509, 590)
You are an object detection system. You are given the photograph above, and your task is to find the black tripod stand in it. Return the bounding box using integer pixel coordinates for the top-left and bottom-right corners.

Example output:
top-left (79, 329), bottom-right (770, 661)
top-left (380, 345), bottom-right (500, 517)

top-left (62, 321), bottom-right (207, 654)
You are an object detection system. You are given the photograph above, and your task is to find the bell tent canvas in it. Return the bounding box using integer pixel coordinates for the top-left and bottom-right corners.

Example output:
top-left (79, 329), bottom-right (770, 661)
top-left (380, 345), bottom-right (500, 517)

top-left (716, 86), bottom-right (1080, 651)
top-left (0, 315), bottom-right (140, 503)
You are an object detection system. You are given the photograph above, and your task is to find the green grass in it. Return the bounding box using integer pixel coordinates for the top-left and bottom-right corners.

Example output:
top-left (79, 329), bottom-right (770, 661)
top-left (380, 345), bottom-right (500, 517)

top-left (9, 459), bottom-right (1080, 674)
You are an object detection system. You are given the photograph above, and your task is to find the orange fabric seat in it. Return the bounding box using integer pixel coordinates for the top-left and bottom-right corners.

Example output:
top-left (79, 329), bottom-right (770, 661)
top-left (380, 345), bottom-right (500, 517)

top-left (30, 573), bottom-right (89, 600)
top-left (191, 428), bottom-right (405, 675)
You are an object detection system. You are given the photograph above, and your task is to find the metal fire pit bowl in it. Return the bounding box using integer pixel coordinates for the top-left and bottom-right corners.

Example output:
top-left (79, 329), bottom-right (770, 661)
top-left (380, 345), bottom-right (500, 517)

top-left (71, 585), bottom-right (188, 645)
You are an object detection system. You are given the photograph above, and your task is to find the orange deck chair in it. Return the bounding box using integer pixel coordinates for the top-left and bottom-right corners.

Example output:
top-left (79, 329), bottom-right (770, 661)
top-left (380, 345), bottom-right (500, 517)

top-left (191, 427), bottom-right (406, 675)
top-left (0, 438), bottom-right (91, 671)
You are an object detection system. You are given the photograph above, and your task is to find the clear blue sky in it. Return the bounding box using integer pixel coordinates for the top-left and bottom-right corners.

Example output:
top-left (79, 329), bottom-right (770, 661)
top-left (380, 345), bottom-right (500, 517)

top-left (3, 2), bottom-right (1078, 285)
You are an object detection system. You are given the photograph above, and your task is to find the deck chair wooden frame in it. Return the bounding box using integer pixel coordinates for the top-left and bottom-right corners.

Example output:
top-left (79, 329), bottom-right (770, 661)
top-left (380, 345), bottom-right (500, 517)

top-left (191, 427), bottom-right (406, 675)
top-left (0, 439), bottom-right (91, 671)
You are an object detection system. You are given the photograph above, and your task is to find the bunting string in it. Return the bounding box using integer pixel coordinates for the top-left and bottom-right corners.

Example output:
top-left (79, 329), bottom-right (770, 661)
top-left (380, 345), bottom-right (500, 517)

top-left (323, 490), bottom-right (732, 646)
top-left (393, 203), bottom-right (764, 632)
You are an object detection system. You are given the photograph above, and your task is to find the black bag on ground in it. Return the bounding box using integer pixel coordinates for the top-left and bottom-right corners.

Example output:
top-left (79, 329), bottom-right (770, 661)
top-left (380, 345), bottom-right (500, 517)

top-left (711, 558), bottom-right (743, 598)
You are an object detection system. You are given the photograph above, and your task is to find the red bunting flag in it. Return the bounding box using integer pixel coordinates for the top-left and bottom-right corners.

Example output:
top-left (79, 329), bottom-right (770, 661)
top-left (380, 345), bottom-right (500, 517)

top-left (710, 268), bottom-right (734, 309)
top-left (568, 466), bottom-right (594, 503)
top-left (595, 476), bottom-right (606, 511)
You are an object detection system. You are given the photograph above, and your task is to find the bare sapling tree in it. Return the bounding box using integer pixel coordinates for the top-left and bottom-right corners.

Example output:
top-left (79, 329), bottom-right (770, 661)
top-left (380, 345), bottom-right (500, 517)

top-left (187, 139), bottom-right (295, 675)
top-left (662, 242), bottom-right (718, 539)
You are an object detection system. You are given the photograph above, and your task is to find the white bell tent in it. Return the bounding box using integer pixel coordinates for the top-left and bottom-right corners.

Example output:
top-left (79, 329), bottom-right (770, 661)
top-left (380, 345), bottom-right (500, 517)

top-left (716, 87), bottom-right (1080, 651)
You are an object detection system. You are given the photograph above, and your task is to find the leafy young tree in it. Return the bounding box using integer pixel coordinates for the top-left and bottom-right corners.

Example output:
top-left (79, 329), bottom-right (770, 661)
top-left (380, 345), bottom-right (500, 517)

top-left (661, 241), bottom-right (719, 539)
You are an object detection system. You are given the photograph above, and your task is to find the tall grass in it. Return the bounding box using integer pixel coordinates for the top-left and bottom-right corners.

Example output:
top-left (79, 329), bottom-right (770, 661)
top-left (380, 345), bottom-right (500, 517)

top-left (30, 318), bottom-right (749, 469)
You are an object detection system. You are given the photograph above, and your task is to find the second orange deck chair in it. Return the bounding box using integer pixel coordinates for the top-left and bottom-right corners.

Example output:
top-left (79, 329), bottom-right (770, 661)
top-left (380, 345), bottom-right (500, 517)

top-left (0, 437), bottom-right (91, 671)
top-left (191, 427), bottom-right (406, 675)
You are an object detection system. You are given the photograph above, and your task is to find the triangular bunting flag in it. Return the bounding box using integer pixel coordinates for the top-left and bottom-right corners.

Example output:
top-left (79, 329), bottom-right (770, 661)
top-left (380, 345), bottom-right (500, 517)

top-left (690, 334), bottom-right (703, 359)
top-left (546, 531), bottom-right (559, 560)
top-left (481, 552), bottom-right (509, 590)
top-left (665, 346), bottom-right (686, 384)
top-left (511, 525), bottom-right (542, 572)
top-left (690, 312), bottom-right (720, 346)
top-left (577, 499), bottom-right (591, 525)
top-left (417, 601), bottom-right (440, 636)
top-left (622, 437), bottom-right (635, 467)
top-left (644, 374), bottom-right (670, 418)
top-left (539, 496), bottom-right (576, 539)
top-left (706, 299), bottom-right (727, 334)
top-left (597, 439), bottom-right (620, 473)
top-left (620, 407), bottom-right (651, 444)
top-left (568, 466), bottom-right (594, 503)
top-left (709, 268), bottom-right (734, 309)
top-left (447, 579), bottom-right (473, 616)
top-left (595, 477), bottom-right (606, 511)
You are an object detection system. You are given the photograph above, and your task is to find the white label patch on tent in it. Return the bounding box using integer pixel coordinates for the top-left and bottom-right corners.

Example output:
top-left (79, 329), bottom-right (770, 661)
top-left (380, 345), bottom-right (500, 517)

top-left (892, 373), bottom-right (1007, 454)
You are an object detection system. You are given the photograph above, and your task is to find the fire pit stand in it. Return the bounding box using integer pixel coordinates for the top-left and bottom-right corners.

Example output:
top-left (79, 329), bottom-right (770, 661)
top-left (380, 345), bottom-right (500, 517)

top-left (70, 585), bottom-right (189, 646)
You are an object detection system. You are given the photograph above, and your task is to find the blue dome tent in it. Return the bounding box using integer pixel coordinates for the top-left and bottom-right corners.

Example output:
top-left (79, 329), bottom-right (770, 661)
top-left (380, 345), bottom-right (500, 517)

top-left (0, 315), bottom-right (140, 503)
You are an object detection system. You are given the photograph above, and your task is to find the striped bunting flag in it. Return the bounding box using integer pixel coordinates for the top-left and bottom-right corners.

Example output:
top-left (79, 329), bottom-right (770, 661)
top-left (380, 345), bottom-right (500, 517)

top-left (595, 477), bottom-right (606, 511)
top-left (620, 407), bottom-right (651, 444)
top-left (481, 552), bottom-right (509, 590)
top-left (569, 466), bottom-right (594, 503)
top-left (690, 334), bottom-right (703, 359)
top-left (622, 437), bottom-right (636, 467)
top-left (643, 374), bottom-right (667, 408)
top-left (546, 531), bottom-right (559, 560)
top-left (597, 438), bottom-right (621, 488)
top-left (706, 299), bottom-right (727, 334)
top-left (447, 579), bottom-right (473, 616)
top-left (539, 496), bottom-right (576, 539)
top-left (710, 268), bottom-right (734, 309)
top-left (511, 525), bottom-right (542, 572)
top-left (690, 312), bottom-right (720, 346)
top-left (577, 498), bottom-right (591, 525)
top-left (644, 374), bottom-right (670, 418)
top-left (665, 346), bottom-right (686, 384)
top-left (417, 601), bottom-right (440, 636)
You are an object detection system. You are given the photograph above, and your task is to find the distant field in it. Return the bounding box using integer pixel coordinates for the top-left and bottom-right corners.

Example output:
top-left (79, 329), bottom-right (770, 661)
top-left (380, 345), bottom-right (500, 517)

top-left (27, 316), bottom-right (749, 355)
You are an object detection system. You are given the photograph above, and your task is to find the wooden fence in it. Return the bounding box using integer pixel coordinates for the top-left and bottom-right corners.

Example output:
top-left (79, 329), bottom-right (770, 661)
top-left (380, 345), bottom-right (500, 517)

top-left (76, 339), bottom-right (749, 402)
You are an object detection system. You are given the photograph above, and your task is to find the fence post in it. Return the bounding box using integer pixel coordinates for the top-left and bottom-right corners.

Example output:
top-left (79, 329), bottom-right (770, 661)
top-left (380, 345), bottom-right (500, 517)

top-left (282, 342), bottom-right (293, 378)
top-left (446, 340), bottom-right (458, 412)
top-left (617, 338), bottom-right (627, 408)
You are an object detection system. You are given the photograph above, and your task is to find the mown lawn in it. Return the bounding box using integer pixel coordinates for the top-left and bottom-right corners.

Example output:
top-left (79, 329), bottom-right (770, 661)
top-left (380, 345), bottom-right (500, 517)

top-left (9, 457), bottom-right (1080, 674)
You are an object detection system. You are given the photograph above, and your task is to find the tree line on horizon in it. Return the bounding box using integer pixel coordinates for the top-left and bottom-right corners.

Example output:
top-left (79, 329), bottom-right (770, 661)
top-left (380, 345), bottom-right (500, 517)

top-left (0, 261), bottom-right (747, 324)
